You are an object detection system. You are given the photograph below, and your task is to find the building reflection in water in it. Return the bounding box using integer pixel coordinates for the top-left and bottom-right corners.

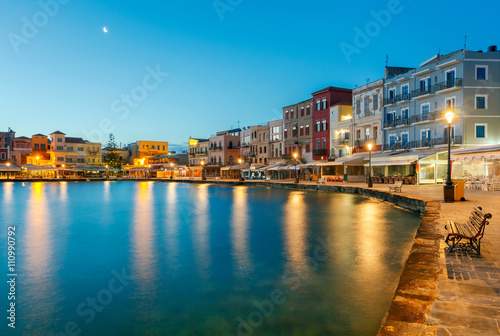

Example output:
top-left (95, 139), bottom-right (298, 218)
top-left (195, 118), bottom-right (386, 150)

top-left (24, 183), bottom-right (56, 333)
top-left (2, 182), bottom-right (14, 217)
top-left (283, 191), bottom-right (309, 274)
top-left (193, 184), bottom-right (211, 279)
top-left (103, 181), bottom-right (110, 203)
top-left (231, 186), bottom-right (253, 278)
top-left (132, 182), bottom-right (158, 310)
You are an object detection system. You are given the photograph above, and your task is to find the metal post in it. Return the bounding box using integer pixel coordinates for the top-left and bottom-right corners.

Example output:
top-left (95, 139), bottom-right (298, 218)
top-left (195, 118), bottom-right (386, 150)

top-left (368, 149), bottom-right (373, 188)
top-left (444, 124), bottom-right (455, 202)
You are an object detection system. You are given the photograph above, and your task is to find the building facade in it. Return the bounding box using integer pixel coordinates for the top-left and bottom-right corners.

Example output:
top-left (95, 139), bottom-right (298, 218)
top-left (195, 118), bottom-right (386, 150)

top-left (352, 79), bottom-right (384, 153)
top-left (267, 119), bottom-right (283, 164)
top-left (330, 102), bottom-right (354, 158)
top-left (128, 140), bottom-right (169, 165)
top-left (283, 99), bottom-right (313, 162)
top-left (208, 128), bottom-right (241, 166)
top-left (383, 47), bottom-right (500, 153)
top-left (11, 136), bottom-right (32, 165)
top-left (240, 128), bottom-right (252, 163)
top-left (48, 131), bottom-right (102, 168)
top-left (311, 87), bottom-right (352, 161)
top-left (188, 138), bottom-right (209, 166)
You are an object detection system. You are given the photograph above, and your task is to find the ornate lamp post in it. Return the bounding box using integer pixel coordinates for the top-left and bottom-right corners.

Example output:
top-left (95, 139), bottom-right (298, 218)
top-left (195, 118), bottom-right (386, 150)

top-left (293, 152), bottom-right (299, 183)
top-left (444, 111), bottom-right (455, 202)
top-left (367, 143), bottom-right (373, 188)
top-left (201, 161), bottom-right (206, 181)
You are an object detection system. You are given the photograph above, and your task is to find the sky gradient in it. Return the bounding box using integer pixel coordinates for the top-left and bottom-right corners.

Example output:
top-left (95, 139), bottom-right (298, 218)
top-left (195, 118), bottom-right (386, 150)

top-left (1, 0), bottom-right (499, 152)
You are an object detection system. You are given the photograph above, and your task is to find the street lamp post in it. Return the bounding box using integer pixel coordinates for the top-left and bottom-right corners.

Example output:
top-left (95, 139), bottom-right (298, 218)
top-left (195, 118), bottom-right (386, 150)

top-left (6, 162), bottom-right (10, 180)
top-left (367, 143), bottom-right (373, 188)
top-left (105, 165), bottom-right (109, 179)
top-left (36, 156), bottom-right (40, 166)
top-left (170, 162), bottom-right (174, 180)
top-left (444, 111), bottom-right (455, 202)
top-left (238, 158), bottom-right (244, 181)
top-left (293, 152), bottom-right (299, 183)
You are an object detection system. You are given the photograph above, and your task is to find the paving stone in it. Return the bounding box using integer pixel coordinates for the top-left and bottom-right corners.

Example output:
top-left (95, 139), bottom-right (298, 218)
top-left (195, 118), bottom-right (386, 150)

top-left (430, 310), bottom-right (499, 333)
top-left (467, 304), bottom-right (500, 319)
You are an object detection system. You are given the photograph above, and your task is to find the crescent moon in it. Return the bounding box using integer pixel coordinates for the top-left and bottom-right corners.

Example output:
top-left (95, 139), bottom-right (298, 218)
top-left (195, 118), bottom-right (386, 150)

top-left (103, 27), bottom-right (108, 33)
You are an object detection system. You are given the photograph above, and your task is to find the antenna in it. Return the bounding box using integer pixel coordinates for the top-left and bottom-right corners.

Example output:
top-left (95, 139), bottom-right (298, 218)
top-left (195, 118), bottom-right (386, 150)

top-left (464, 35), bottom-right (467, 49)
top-left (237, 120), bottom-right (240, 128)
top-left (366, 78), bottom-right (370, 84)
top-left (385, 55), bottom-right (389, 67)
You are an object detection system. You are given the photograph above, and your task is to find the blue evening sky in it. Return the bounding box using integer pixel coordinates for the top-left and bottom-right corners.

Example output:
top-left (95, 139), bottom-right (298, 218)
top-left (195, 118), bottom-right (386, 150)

top-left (1, 0), bottom-right (498, 152)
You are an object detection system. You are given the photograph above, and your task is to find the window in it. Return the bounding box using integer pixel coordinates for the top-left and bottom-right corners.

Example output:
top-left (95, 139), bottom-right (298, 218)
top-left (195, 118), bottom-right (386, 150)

top-left (402, 84), bottom-right (409, 98)
top-left (0, 153), bottom-right (5, 160)
top-left (364, 97), bottom-right (369, 113)
top-left (356, 129), bottom-right (361, 140)
top-left (322, 138), bottom-right (326, 149)
top-left (316, 121), bottom-right (321, 132)
top-left (475, 95), bottom-right (487, 109)
top-left (475, 124), bottom-right (487, 138)
top-left (305, 142), bottom-right (310, 153)
top-left (315, 100), bottom-right (321, 111)
top-left (446, 70), bottom-right (456, 87)
top-left (305, 125), bottom-right (310, 135)
top-left (300, 126), bottom-right (304, 136)
top-left (57, 146), bottom-right (63, 150)
top-left (373, 94), bottom-right (379, 110)
top-left (402, 108), bottom-right (409, 121)
top-left (322, 120), bottom-right (327, 131)
top-left (401, 132), bottom-right (409, 148)
top-left (389, 88), bottom-right (396, 101)
top-left (389, 134), bottom-right (396, 147)
top-left (322, 98), bottom-right (327, 110)
top-left (365, 128), bottom-right (370, 140)
top-left (316, 139), bottom-right (320, 149)
top-left (57, 157), bottom-right (64, 162)
top-left (421, 103), bottom-right (430, 115)
top-left (292, 127), bottom-right (297, 137)
top-left (34, 144), bottom-right (39, 150)
top-left (285, 111), bottom-right (289, 120)
top-left (78, 147), bottom-right (84, 151)
top-left (476, 66), bottom-right (488, 80)
top-left (356, 100), bottom-right (361, 114)
top-left (301, 107), bottom-right (304, 116)
top-left (264, 147), bottom-right (267, 154)
top-left (373, 127), bottom-right (378, 139)
top-left (57, 138), bottom-right (62, 142)
top-left (306, 105), bottom-right (311, 115)
top-left (290, 109), bottom-right (294, 119)
top-left (284, 128), bottom-right (288, 139)
top-left (445, 97), bottom-right (456, 110)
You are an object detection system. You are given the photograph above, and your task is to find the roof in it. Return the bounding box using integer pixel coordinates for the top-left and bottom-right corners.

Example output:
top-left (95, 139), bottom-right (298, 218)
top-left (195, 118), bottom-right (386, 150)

top-left (33, 133), bottom-right (46, 137)
top-left (65, 137), bottom-right (86, 144)
top-left (311, 86), bottom-right (352, 96)
top-left (282, 98), bottom-right (313, 109)
top-left (332, 100), bottom-right (353, 107)
top-left (51, 130), bottom-right (66, 135)
top-left (190, 138), bottom-right (208, 142)
top-left (15, 136), bottom-right (30, 140)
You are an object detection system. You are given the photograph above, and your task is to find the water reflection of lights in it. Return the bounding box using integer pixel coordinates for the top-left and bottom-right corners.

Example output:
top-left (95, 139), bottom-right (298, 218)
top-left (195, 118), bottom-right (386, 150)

top-left (283, 192), bottom-right (308, 273)
top-left (25, 182), bottom-right (55, 333)
top-left (194, 184), bottom-right (211, 278)
top-left (165, 183), bottom-right (179, 268)
top-left (132, 182), bottom-right (157, 302)
top-left (231, 186), bottom-right (253, 277)
top-left (103, 181), bottom-right (110, 203)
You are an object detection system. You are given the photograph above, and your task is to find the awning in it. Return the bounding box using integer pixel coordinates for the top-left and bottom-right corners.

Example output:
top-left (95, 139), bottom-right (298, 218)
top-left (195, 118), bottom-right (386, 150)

top-left (364, 159), bottom-right (416, 167)
top-left (0, 165), bottom-right (21, 171)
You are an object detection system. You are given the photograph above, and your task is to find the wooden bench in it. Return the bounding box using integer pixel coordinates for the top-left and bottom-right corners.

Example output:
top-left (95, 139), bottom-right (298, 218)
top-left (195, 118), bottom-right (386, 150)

top-left (317, 178), bottom-right (326, 185)
top-left (389, 181), bottom-right (403, 192)
top-left (445, 206), bottom-right (492, 256)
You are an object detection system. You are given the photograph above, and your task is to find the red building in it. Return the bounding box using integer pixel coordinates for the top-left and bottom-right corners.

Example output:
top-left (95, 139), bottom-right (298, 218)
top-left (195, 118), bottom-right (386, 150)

top-left (311, 86), bottom-right (352, 160)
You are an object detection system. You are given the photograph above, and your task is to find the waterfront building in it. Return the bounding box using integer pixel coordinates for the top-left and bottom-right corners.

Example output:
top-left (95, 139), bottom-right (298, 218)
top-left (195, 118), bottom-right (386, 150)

top-left (330, 101), bottom-right (354, 158)
top-left (208, 128), bottom-right (241, 167)
top-left (267, 119), bottom-right (284, 164)
top-left (11, 136), bottom-right (32, 165)
top-left (48, 131), bottom-right (102, 168)
top-left (352, 79), bottom-right (384, 153)
top-left (0, 148), bottom-right (8, 163)
top-left (283, 99), bottom-right (313, 162)
top-left (240, 128), bottom-right (252, 163)
top-left (188, 138), bottom-right (209, 166)
top-left (311, 87), bottom-right (352, 161)
top-left (248, 125), bottom-right (269, 165)
top-left (0, 128), bottom-right (15, 162)
top-left (127, 140), bottom-right (169, 165)
top-left (383, 46), bottom-right (500, 153)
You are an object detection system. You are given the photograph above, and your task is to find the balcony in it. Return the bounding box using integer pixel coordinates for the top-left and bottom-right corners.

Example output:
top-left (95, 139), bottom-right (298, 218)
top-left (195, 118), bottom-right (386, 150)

top-left (211, 146), bottom-right (223, 151)
top-left (313, 149), bottom-right (327, 155)
top-left (396, 93), bottom-right (411, 104)
top-left (435, 78), bottom-right (463, 94)
top-left (383, 136), bottom-right (463, 151)
top-left (411, 112), bottom-right (437, 124)
top-left (227, 146), bottom-right (240, 150)
top-left (411, 87), bottom-right (435, 100)
top-left (355, 139), bottom-right (376, 147)
top-left (383, 97), bottom-right (398, 106)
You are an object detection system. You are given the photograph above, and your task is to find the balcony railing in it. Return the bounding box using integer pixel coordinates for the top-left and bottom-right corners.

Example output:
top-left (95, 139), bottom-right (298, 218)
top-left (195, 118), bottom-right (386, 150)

top-left (383, 97), bottom-right (397, 106)
top-left (211, 146), bottom-right (223, 151)
top-left (396, 93), bottom-right (411, 103)
top-left (227, 146), bottom-right (240, 150)
top-left (411, 112), bottom-right (437, 123)
top-left (355, 139), bottom-right (376, 147)
top-left (411, 86), bottom-right (435, 98)
top-left (435, 78), bottom-right (463, 92)
top-left (313, 149), bottom-right (327, 155)
top-left (383, 136), bottom-right (463, 151)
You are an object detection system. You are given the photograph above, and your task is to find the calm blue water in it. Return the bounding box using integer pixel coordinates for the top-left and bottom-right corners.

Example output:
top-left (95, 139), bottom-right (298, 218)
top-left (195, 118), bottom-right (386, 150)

top-left (0, 182), bottom-right (420, 336)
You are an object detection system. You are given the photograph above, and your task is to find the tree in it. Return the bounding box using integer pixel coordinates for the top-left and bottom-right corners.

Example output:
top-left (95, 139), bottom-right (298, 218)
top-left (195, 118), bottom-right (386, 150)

top-left (103, 133), bottom-right (122, 168)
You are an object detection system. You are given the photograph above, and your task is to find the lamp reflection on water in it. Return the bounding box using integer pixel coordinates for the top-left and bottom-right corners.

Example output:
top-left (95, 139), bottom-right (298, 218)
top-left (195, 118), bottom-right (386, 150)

top-left (194, 184), bottom-right (211, 279)
top-left (283, 192), bottom-right (308, 273)
top-left (165, 183), bottom-right (180, 269)
top-left (25, 182), bottom-right (55, 333)
top-left (132, 182), bottom-right (158, 308)
top-left (231, 186), bottom-right (253, 277)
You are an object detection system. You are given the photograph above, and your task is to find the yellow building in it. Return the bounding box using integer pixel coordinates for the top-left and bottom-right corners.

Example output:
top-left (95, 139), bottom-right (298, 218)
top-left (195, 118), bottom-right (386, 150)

top-left (128, 140), bottom-right (168, 165)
